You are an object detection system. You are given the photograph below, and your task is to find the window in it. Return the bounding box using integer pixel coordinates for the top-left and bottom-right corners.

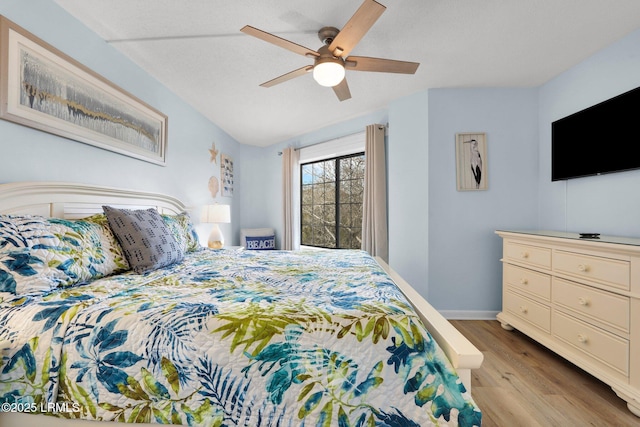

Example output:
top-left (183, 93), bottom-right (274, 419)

top-left (300, 153), bottom-right (365, 249)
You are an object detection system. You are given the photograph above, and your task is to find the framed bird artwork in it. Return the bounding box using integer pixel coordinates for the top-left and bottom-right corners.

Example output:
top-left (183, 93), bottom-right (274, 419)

top-left (455, 133), bottom-right (488, 191)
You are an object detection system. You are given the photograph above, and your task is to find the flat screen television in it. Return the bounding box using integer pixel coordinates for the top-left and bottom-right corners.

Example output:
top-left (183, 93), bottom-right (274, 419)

top-left (551, 85), bottom-right (640, 181)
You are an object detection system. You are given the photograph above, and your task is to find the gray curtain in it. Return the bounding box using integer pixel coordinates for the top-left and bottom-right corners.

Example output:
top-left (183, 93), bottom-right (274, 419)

top-left (282, 147), bottom-right (300, 250)
top-left (362, 124), bottom-right (388, 262)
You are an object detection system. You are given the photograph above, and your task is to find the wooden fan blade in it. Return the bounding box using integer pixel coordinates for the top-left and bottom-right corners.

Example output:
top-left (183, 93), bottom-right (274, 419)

top-left (241, 25), bottom-right (318, 58)
top-left (260, 66), bottom-right (313, 88)
top-left (328, 0), bottom-right (386, 58)
top-left (345, 56), bottom-right (419, 74)
top-left (332, 78), bottom-right (351, 101)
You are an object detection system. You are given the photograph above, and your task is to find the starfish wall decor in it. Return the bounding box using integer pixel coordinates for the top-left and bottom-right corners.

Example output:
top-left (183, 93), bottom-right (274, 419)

top-left (209, 142), bottom-right (219, 163)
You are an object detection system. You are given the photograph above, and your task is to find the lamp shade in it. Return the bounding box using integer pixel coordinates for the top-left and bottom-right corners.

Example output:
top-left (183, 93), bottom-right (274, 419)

top-left (313, 61), bottom-right (345, 87)
top-left (201, 204), bottom-right (231, 223)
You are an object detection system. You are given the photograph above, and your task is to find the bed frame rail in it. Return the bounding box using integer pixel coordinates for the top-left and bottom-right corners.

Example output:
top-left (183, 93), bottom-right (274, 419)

top-left (375, 257), bottom-right (484, 390)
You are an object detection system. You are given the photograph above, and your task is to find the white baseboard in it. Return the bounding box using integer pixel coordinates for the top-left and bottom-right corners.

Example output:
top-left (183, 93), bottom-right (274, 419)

top-left (439, 310), bottom-right (499, 320)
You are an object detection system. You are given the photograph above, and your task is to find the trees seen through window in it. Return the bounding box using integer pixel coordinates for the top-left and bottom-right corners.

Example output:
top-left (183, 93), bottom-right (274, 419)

top-left (300, 153), bottom-right (365, 249)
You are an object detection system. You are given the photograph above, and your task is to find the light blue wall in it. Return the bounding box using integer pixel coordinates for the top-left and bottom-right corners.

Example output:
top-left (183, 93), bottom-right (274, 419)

top-left (0, 1), bottom-right (241, 244)
top-left (388, 91), bottom-right (429, 297)
top-left (427, 88), bottom-right (539, 313)
top-left (538, 28), bottom-right (640, 236)
top-left (236, 143), bottom-right (283, 247)
top-left (384, 88), bottom-right (539, 314)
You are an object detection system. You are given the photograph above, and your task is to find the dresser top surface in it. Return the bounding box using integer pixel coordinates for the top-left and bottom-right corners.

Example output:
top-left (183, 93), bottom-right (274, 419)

top-left (496, 230), bottom-right (640, 248)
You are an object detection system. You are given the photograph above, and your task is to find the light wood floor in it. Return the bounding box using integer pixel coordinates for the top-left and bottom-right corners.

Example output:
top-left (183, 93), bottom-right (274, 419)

top-left (450, 320), bottom-right (640, 427)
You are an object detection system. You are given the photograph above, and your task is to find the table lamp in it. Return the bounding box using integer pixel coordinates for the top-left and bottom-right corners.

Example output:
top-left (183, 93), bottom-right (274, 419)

top-left (201, 204), bottom-right (231, 249)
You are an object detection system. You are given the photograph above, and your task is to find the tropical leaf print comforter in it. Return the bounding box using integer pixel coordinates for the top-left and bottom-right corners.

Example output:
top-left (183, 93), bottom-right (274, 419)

top-left (0, 249), bottom-right (481, 426)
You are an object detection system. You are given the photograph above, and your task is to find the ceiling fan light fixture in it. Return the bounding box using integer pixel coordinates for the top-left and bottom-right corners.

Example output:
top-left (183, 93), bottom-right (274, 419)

top-left (242, 0), bottom-right (418, 101)
top-left (313, 59), bottom-right (345, 87)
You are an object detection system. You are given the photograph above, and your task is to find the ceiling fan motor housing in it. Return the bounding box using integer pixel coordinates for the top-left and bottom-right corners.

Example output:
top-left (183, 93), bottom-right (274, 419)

top-left (318, 26), bottom-right (340, 46)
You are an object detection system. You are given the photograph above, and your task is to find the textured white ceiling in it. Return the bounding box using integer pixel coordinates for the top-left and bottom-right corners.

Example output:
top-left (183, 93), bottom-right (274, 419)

top-left (54, 0), bottom-right (640, 147)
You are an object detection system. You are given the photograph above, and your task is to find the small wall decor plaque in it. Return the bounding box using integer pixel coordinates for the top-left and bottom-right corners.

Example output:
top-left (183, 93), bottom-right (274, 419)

top-left (455, 132), bottom-right (488, 191)
top-left (208, 176), bottom-right (219, 198)
top-left (220, 154), bottom-right (234, 197)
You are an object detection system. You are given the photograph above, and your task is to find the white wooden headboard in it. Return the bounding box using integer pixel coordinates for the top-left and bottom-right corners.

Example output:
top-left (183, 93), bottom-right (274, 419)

top-left (0, 181), bottom-right (187, 218)
top-left (0, 181), bottom-right (188, 427)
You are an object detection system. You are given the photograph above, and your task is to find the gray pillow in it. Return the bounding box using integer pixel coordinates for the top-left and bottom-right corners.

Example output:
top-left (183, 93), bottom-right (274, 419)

top-left (103, 206), bottom-right (184, 273)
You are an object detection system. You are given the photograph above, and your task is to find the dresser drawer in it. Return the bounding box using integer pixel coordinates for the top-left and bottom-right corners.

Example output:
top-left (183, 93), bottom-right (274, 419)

top-left (504, 264), bottom-right (551, 301)
top-left (553, 278), bottom-right (629, 333)
top-left (553, 250), bottom-right (629, 291)
top-left (553, 311), bottom-right (629, 377)
top-left (504, 241), bottom-right (551, 270)
top-left (504, 290), bottom-right (550, 332)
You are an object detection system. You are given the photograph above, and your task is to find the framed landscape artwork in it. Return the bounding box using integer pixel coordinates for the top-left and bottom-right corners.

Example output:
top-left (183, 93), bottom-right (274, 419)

top-left (455, 132), bottom-right (488, 191)
top-left (0, 16), bottom-right (168, 165)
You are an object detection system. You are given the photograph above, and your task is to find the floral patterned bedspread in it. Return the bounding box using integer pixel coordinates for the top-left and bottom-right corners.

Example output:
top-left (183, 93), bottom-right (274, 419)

top-left (0, 249), bottom-right (481, 426)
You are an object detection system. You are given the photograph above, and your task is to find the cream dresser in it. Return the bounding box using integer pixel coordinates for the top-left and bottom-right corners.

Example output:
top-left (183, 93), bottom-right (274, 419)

top-left (496, 230), bottom-right (640, 417)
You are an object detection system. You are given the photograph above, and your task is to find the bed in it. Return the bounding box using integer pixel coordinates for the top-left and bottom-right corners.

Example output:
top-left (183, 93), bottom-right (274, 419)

top-left (0, 182), bottom-right (483, 426)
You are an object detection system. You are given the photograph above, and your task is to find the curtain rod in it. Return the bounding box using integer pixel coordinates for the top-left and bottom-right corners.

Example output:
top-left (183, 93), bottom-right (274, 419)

top-left (277, 124), bottom-right (387, 156)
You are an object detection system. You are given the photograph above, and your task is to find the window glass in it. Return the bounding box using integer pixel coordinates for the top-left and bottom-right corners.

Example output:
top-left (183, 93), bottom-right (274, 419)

top-left (300, 152), bottom-right (365, 249)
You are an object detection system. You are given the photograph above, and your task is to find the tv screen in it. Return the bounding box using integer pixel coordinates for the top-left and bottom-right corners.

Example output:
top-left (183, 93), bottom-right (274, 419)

top-left (551, 86), bottom-right (640, 181)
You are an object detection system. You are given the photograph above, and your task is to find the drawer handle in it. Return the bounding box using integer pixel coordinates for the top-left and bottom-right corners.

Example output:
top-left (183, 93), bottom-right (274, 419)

top-left (577, 333), bottom-right (588, 344)
top-left (520, 278), bottom-right (529, 285)
top-left (521, 252), bottom-right (529, 259)
top-left (519, 305), bottom-right (528, 314)
top-left (577, 264), bottom-right (590, 272)
top-left (578, 297), bottom-right (589, 307)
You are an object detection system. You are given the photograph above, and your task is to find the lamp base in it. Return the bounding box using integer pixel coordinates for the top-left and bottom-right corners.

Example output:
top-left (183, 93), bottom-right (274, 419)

top-left (208, 224), bottom-right (225, 249)
top-left (208, 240), bottom-right (224, 249)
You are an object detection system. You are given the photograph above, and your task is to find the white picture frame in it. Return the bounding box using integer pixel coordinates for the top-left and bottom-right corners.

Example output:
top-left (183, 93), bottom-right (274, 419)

top-left (0, 16), bottom-right (168, 165)
top-left (455, 132), bottom-right (488, 191)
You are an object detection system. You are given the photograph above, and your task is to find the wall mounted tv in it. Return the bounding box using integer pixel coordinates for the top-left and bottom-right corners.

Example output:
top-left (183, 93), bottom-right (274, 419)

top-left (551, 85), bottom-right (640, 181)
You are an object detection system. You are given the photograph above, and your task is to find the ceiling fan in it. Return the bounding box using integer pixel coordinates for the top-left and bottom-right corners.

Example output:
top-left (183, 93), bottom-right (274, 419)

top-left (240, 0), bottom-right (420, 101)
